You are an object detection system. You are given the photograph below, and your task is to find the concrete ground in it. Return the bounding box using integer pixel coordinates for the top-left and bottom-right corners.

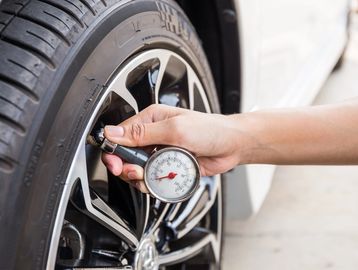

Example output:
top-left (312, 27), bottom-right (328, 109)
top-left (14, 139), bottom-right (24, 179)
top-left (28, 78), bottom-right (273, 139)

top-left (223, 14), bottom-right (358, 270)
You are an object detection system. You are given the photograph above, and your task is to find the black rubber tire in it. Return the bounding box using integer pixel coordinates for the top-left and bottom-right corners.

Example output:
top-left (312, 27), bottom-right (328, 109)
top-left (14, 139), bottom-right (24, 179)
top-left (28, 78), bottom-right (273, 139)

top-left (0, 0), bottom-right (221, 269)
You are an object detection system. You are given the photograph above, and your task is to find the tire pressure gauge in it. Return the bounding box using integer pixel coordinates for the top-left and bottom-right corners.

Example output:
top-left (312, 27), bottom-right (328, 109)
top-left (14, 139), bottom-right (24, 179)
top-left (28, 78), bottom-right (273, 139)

top-left (87, 128), bottom-right (200, 203)
top-left (144, 147), bottom-right (200, 203)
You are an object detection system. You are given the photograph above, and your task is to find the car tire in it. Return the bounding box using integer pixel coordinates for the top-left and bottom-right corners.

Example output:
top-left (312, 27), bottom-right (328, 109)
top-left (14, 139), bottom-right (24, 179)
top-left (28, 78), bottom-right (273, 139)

top-left (0, 0), bottom-right (223, 269)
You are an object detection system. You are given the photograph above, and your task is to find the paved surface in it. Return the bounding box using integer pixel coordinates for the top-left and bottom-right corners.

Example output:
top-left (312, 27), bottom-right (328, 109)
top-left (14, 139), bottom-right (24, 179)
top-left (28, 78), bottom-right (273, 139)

top-left (223, 14), bottom-right (358, 270)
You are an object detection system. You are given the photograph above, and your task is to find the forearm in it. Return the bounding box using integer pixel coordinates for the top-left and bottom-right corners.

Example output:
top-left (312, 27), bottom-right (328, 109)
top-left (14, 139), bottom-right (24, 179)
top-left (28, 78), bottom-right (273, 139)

top-left (232, 100), bottom-right (358, 165)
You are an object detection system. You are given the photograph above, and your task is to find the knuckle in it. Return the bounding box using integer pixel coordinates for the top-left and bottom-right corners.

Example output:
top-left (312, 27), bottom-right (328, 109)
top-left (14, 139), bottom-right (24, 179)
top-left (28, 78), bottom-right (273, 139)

top-left (129, 123), bottom-right (146, 145)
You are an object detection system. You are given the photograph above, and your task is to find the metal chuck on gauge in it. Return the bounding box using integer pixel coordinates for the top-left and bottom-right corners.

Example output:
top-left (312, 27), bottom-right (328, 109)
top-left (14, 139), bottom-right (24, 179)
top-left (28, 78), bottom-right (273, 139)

top-left (87, 128), bottom-right (201, 203)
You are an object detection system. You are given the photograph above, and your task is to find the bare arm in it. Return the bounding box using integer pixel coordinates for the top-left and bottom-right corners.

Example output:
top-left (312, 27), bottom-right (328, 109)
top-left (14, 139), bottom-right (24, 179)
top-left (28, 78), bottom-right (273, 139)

top-left (234, 99), bottom-right (358, 165)
top-left (101, 100), bottom-right (358, 191)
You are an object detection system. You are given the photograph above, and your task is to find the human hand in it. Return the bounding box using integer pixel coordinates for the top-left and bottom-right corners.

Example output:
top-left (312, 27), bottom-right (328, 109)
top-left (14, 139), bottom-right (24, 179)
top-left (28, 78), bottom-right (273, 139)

top-left (101, 104), bottom-right (241, 192)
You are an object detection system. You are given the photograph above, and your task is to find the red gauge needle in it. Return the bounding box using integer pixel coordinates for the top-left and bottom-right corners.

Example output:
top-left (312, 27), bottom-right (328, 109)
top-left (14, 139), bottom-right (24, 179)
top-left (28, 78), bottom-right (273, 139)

top-left (156, 172), bottom-right (177, 180)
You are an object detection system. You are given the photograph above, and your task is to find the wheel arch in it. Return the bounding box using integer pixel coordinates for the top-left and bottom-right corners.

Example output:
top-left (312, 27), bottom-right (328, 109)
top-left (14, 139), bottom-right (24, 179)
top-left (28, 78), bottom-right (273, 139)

top-left (175, 0), bottom-right (242, 114)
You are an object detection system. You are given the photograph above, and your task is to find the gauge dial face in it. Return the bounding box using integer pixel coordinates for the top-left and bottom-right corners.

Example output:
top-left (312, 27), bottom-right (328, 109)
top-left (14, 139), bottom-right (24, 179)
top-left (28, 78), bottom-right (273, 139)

top-left (144, 148), bottom-right (200, 202)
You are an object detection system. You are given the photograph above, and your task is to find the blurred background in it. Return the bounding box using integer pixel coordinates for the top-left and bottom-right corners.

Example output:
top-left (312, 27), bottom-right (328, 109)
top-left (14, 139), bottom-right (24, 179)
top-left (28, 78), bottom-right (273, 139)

top-left (223, 10), bottom-right (358, 270)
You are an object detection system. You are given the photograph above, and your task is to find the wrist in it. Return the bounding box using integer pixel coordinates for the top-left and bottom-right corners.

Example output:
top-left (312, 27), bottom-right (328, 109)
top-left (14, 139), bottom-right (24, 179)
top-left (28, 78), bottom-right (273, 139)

top-left (226, 113), bottom-right (255, 165)
top-left (227, 111), bottom-right (277, 165)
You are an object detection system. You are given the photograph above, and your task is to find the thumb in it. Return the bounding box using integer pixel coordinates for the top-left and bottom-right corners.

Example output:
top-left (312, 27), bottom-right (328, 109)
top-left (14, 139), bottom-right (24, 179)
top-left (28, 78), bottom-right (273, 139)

top-left (104, 120), bottom-right (176, 147)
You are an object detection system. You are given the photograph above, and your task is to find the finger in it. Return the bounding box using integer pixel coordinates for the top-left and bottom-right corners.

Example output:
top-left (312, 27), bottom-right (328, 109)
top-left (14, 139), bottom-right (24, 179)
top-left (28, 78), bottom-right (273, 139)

top-left (120, 163), bottom-right (144, 181)
top-left (104, 118), bottom-right (180, 147)
top-left (103, 104), bottom-right (186, 147)
top-left (119, 163), bottom-right (147, 193)
top-left (102, 153), bottom-right (123, 176)
top-left (130, 180), bottom-right (149, 193)
top-left (197, 156), bottom-right (228, 176)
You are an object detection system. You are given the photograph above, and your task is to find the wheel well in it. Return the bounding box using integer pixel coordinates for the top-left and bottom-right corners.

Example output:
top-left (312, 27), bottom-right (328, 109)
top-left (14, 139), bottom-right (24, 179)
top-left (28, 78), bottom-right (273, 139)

top-left (175, 0), bottom-right (241, 113)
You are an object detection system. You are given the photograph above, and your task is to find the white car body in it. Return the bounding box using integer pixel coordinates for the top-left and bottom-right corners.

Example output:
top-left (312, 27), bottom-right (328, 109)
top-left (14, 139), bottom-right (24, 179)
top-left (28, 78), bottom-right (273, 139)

top-left (226, 0), bottom-right (351, 219)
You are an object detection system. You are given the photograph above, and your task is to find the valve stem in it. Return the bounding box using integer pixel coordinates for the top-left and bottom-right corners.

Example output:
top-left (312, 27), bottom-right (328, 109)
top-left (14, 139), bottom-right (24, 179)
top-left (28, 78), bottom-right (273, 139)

top-left (87, 127), bottom-right (149, 167)
top-left (87, 128), bottom-right (105, 147)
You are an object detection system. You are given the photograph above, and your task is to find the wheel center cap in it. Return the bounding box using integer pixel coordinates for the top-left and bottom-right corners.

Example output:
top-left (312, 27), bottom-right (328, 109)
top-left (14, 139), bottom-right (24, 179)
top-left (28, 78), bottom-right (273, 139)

top-left (135, 238), bottom-right (158, 270)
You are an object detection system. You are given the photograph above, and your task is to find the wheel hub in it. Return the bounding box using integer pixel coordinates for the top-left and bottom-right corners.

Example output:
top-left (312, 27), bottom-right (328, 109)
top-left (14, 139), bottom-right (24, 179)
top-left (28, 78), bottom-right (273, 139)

top-left (135, 238), bottom-right (158, 270)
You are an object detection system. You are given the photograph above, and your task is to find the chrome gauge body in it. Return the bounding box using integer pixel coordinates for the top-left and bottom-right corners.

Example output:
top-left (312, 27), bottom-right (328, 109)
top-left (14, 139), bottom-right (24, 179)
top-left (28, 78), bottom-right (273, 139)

top-left (144, 147), bottom-right (200, 203)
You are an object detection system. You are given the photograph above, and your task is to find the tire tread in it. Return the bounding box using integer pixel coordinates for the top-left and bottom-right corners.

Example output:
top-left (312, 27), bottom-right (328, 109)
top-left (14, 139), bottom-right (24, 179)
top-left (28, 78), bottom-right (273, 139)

top-left (0, 0), bottom-right (112, 170)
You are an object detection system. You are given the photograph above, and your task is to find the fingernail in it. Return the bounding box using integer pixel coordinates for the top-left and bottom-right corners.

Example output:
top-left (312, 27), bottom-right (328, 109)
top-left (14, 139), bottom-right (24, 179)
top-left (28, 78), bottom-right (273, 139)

top-left (105, 125), bottom-right (124, 138)
top-left (127, 171), bottom-right (137, 180)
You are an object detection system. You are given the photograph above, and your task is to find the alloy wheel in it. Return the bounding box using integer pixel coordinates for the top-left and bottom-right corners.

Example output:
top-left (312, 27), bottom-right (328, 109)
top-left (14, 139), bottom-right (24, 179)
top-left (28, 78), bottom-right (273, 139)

top-left (47, 49), bottom-right (222, 270)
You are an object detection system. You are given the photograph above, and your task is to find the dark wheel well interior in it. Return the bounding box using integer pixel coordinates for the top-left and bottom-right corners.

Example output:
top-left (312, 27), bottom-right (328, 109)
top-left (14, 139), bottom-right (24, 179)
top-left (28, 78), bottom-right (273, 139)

top-left (175, 0), bottom-right (241, 113)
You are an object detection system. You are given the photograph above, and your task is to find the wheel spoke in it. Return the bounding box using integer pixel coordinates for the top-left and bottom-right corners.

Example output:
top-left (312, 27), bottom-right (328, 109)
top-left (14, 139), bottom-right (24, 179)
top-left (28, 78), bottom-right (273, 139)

top-left (145, 200), bottom-right (171, 236)
top-left (70, 143), bottom-right (139, 250)
top-left (185, 62), bottom-right (212, 113)
top-left (108, 87), bottom-right (139, 114)
top-left (166, 202), bottom-right (182, 222)
top-left (158, 232), bottom-right (217, 266)
top-left (187, 66), bottom-right (196, 111)
top-left (153, 51), bottom-right (171, 104)
top-left (194, 80), bottom-right (211, 113)
top-left (167, 176), bottom-right (219, 239)
top-left (141, 194), bottom-right (151, 235)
